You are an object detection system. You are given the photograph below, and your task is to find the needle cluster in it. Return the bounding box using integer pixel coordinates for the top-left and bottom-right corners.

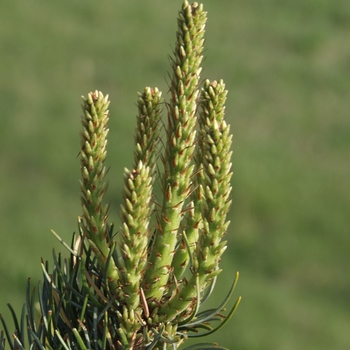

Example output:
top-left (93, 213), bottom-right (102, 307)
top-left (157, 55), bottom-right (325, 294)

top-left (0, 2), bottom-right (240, 350)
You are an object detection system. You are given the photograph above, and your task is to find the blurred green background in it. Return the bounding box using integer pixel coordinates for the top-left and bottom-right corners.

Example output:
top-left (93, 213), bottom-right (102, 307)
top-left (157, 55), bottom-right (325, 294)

top-left (1, 0), bottom-right (349, 349)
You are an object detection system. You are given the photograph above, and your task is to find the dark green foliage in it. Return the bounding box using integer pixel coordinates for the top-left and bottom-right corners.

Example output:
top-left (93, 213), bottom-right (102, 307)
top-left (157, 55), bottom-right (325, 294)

top-left (1, 224), bottom-right (122, 350)
top-left (1, 225), bottom-right (239, 350)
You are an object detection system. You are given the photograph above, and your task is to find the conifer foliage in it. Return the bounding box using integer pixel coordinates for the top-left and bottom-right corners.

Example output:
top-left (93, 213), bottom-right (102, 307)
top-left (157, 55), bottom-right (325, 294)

top-left (0, 2), bottom-right (240, 349)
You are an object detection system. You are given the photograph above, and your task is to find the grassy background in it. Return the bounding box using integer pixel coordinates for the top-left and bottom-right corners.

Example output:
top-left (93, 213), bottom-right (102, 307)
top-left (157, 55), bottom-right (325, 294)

top-left (1, 0), bottom-right (349, 349)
